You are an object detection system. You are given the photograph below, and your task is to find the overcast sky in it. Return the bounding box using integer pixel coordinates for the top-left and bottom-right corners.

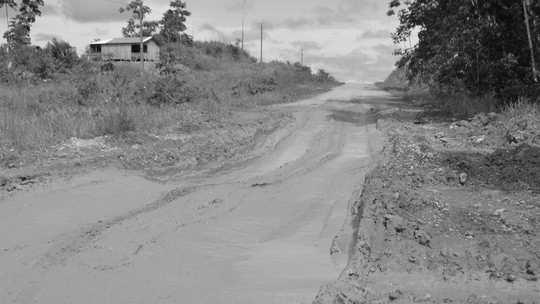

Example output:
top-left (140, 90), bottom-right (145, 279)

top-left (0, 0), bottom-right (400, 82)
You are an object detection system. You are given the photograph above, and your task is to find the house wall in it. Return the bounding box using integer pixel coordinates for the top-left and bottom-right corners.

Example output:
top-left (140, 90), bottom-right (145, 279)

top-left (146, 41), bottom-right (160, 61)
top-left (100, 41), bottom-right (160, 61)
top-left (102, 44), bottom-right (132, 61)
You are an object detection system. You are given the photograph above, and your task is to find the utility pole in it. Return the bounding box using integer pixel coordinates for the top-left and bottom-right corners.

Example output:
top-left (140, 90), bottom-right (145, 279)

top-left (260, 23), bottom-right (263, 63)
top-left (523, 0), bottom-right (538, 82)
top-left (241, 0), bottom-right (246, 50)
top-left (241, 19), bottom-right (245, 50)
top-left (300, 48), bottom-right (304, 65)
top-left (4, 3), bottom-right (11, 70)
top-left (4, 5), bottom-right (8, 33)
top-left (139, 10), bottom-right (144, 73)
top-left (472, 0), bottom-right (481, 91)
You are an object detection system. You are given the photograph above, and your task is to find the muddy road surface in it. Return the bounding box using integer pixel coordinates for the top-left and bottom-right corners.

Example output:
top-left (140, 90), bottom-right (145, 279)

top-left (0, 84), bottom-right (396, 304)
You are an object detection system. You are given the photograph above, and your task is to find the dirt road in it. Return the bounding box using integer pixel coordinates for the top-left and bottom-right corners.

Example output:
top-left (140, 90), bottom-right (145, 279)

top-left (0, 84), bottom-right (393, 304)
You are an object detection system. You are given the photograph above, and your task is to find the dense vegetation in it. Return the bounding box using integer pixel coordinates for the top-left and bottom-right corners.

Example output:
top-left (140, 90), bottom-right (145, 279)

top-left (388, 0), bottom-right (540, 102)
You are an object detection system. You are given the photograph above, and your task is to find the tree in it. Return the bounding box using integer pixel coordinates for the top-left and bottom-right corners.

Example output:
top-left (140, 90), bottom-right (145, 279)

top-left (160, 0), bottom-right (191, 43)
top-left (122, 19), bottom-right (159, 38)
top-left (522, 0), bottom-right (538, 82)
top-left (3, 0), bottom-right (44, 49)
top-left (0, 0), bottom-right (16, 40)
top-left (120, 0), bottom-right (151, 71)
top-left (388, 0), bottom-right (538, 98)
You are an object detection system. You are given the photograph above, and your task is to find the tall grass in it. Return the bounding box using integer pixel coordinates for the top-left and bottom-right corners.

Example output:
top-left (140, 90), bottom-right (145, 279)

top-left (0, 85), bottom-right (192, 151)
top-left (501, 99), bottom-right (540, 144)
top-left (0, 41), bottom-right (337, 154)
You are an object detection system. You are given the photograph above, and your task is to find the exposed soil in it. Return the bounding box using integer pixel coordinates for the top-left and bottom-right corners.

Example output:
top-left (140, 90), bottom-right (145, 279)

top-left (0, 107), bottom-right (292, 197)
top-left (0, 84), bottom-right (387, 304)
top-left (315, 106), bottom-right (540, 303)
top-left (2, 84), bottom-right (538, 303)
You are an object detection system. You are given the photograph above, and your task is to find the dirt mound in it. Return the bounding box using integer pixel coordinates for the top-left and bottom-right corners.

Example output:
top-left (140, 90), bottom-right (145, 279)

top-left (315, 114), bottom-right (540, 304)
top-left (443, 145), bottom-right (540, 193)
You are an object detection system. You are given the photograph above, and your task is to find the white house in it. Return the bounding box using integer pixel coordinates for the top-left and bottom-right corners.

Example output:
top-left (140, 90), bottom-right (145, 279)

top-left (89, 37), bottom-right (160, 61)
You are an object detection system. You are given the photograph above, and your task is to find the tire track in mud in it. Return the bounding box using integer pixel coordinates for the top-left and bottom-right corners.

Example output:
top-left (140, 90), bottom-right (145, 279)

top-left (37, 185), bottom-right (199, 268)
top-left (247, 114), bottom-right (348, 188)
top-left (37, 181), bottom-right (246, 269)
top-left (31, 111), bottom-right (310, 270)
top-left (35, 110), bottom-right (337, 269)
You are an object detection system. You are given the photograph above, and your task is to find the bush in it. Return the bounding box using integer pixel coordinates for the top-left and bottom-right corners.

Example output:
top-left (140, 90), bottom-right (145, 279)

top-left (44, 39), bottom-right (79, 71)
top-left (148, 75), bottom-right (198, 105)
top-left (315, 69), bottom-right (335, 82)
top-left (97, 106), bottom-right (136, 136)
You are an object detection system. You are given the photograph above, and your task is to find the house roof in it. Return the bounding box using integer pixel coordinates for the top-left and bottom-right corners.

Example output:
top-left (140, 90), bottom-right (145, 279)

top-left (102, 37), bottom-right (154, 45)
top-left (89, 39), bottom-right (111, 45)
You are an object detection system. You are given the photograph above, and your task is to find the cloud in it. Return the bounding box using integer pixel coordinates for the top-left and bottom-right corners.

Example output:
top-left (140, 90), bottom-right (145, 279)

top-left (291, 41), bottom-right (322, 51)
top-left (34, 33), bottom-right (61, 43)
top-left (199, 23), bottom-right (237, 42)
top-left (259, 0), bottom-right (388, 31)
top-left (95, 28), bottom-right (110, 36)
top-left (199, 23), bottom-right (272, 44)
top-left (59, 0), bottom-right (126, 23)
top-left (312, 6), bottom-right (355, 26)
top-left (358, 29), bottom-right (390, 40)
top-left (278, 17), bottom-right (314, 30)
top-left (225, 0), bottom-right (254, 11)
top-left (42, 3), bottom-right (62, 16)
top-left (0, 2), bottom-right (59, 20)
top-left (307, 44), bottom-right (397, 82)
top-left (199, 23), bottom-right (227, 39)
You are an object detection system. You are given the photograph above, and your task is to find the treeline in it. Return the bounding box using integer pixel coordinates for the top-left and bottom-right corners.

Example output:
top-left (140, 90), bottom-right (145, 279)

top-left (388, 0), bottom-right (540, 101)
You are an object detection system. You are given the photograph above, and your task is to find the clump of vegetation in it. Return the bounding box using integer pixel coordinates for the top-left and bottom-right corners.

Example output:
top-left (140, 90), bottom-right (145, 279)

top-left (501, 99), bottom-right (540, 146)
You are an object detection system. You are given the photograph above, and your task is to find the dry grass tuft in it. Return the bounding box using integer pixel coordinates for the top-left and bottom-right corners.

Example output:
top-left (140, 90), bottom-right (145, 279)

top-left (501, 99), bottom-right (540, 146)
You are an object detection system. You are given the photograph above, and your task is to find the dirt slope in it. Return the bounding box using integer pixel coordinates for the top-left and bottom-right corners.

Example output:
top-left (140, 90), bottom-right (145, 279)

top-left (315, 107), bottom-right (540, 303)
top-left (0, 84), bottom-right (391, 304)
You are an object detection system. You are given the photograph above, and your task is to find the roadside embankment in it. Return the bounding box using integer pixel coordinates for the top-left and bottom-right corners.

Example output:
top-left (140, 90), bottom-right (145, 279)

top-left (0, 105), bottom-right (294, 197)
top-left (315, 102), bottom-right (540, 303)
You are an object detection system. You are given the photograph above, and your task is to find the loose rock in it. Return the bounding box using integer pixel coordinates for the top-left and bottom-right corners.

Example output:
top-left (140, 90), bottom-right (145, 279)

top-left (414, 229), bottom-right (431, 247)
top-left (388, 290), bottom-right (403, 301)
top-left (459, 173), bottom-right (468, 185)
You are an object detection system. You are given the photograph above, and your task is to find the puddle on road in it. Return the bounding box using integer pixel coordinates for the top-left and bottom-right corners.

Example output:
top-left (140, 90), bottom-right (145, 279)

top-left (327, 110), bottom-right (379, 126)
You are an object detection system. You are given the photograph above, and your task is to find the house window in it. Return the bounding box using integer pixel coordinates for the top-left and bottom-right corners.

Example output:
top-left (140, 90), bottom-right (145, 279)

top-left (131, 44), bottom-right (148, 53)
top-left (90, 45), bottom-right (102, 53)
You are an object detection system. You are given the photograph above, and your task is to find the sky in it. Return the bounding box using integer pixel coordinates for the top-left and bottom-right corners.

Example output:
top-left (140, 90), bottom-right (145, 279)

top-left (0, 0), bottom-right (401, 82)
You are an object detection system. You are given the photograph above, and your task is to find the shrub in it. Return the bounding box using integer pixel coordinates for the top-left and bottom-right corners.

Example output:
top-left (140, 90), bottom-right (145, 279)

top-left (73, 76), bottom-right (100, 106)
top-left (44, 38), bottom-right (79, 71)
top-left (315, 69), bottom-right (335, 82)
top-left (148, 75), bottom-right (197, 105)
top-left (97, 106), bottom-right (136, 136)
